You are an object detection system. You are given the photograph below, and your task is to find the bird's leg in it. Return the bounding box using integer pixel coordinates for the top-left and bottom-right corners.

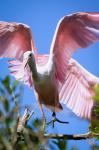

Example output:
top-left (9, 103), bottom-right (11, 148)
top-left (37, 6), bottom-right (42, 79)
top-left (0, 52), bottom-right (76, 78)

top-left (47, 112), bottom-right (69, 128)
top-left (40, 105), bottom-right (46, 130)
top-left (47, 112), bottom-right (55, 128)
top-left (38, 100), bottom-right (46, 130)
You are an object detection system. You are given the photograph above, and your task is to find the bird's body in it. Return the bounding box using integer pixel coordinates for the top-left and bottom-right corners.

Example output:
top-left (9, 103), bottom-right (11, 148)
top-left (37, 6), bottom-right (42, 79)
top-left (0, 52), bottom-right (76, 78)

top-left (0, 12), bottom-right (99, 121)
top-left (28, 55), bottom-right (62, 112)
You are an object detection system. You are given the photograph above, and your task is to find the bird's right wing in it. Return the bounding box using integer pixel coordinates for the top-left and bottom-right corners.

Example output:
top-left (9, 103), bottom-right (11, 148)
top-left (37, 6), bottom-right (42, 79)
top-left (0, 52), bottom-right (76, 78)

top-left (0, 21), bottom-right (38, 87)
top-left (8, 59), bottom-right (33, 87)
top-left (0, 22), bottom-right (36, 60)
top-left (0, 21), bottom-right (49, 87)
top-left (59, 58), bottom-right (99, 119)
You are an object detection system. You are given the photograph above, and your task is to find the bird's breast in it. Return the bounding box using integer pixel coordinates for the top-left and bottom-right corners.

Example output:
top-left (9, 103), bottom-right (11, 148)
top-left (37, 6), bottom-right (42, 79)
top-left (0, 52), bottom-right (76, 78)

top-left (33, 74), bottom-right (61, 111)
top-left (34, 75), bottom-right (56, 100)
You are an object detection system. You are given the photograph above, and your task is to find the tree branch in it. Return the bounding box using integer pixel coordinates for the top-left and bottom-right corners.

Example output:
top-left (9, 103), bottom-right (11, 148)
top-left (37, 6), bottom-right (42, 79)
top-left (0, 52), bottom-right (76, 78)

top-left (16, 108), bottom-right (95, 141)
top-left (44, 132), bottom-right (93, 140)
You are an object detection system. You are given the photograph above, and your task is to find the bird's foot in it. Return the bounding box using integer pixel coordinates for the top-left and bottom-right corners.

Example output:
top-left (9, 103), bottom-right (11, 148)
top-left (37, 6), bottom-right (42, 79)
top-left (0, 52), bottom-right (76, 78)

top-left (47, 112), bottom-right (69, 128)
top-left (47, 117), bottom-right (57, 128)
top-left (47, 118), bottom-right (69, 128)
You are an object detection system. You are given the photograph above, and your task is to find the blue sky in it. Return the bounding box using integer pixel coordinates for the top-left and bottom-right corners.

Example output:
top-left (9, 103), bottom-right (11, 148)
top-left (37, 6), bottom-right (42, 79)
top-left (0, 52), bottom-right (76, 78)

top-left (0, 0), bottom-right (99, 149)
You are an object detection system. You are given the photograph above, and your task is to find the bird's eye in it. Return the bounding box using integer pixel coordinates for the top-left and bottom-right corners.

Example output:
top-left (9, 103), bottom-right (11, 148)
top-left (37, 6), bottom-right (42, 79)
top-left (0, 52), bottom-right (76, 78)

top-left (29, 53), bottom-right (32, 57)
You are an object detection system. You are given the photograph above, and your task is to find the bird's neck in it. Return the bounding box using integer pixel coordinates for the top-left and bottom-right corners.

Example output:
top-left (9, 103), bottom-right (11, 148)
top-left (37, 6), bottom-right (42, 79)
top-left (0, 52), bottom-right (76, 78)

top-left (28, 61), bottom-right (38, 81)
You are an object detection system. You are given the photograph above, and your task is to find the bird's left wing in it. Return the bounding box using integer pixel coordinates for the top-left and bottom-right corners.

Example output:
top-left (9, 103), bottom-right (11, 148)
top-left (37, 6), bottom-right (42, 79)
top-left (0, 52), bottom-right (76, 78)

top-left (8, 54), bottom-right (49, 87)
top-left (59, 58), bottom-right (99, 119)
top-left (49, 12), bottom-right (99, 83)
top-left (0, 22), bottom-right (36, 60)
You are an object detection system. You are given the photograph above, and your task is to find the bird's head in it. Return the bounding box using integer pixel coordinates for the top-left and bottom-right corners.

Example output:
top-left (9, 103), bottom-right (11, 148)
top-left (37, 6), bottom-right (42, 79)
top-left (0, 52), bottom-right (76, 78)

top-left (24, 51), bottom-right (36, 70)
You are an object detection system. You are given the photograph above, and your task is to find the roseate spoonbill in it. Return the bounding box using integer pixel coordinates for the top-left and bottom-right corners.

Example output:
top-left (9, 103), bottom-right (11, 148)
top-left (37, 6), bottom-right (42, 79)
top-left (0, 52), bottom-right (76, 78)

top-left (0, 12), bottom-right (99, 125)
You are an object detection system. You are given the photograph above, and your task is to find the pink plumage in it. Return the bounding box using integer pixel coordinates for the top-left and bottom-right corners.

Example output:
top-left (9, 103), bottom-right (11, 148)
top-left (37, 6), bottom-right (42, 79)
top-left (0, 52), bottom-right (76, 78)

top-left (0, 12), bottom-right (99, 120)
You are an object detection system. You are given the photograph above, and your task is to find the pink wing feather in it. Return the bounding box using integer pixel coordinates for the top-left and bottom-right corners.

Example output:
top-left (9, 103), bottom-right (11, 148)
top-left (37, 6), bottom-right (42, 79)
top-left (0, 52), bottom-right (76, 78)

top-left (0, 21), bottom-right (49, 87)
top-left (0, 22), bottom-right (36, 60)
top-left (0, 21), bottom-right (37, 87)
top-left (36, 54), bottom-right (49, 66)
top-left (59, 59), bottom-right (99, 119)
top-left (8, 55), bottom-right (49, 87)
top-left (49, 12), bottom-right (99, 119)
top-left (8, 59), bottom-right (33, 87)
top-left (49, 12), bottom-right (99, 83)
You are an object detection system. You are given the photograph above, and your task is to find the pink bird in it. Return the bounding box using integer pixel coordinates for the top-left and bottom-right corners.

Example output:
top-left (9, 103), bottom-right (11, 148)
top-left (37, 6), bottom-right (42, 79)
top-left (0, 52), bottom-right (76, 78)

top-left (0, 12), bottom-right (99, 125)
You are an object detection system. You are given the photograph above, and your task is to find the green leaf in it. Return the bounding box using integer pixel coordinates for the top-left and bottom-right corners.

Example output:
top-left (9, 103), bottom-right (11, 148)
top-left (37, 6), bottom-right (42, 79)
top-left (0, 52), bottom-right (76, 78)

top-left (52, 139), bottom-right (67, 150)
top-left (0, 110), bottom-right (3, 117)
top-left (2, 76), bottom-right (12, 94)
top-left (94, 108), bottom-right (99, 116)
top-left (5, 117), bottom-right (12, 127)
top-left (12, 80), bottom-right (19, 92)
top-left (33, 119), bottom-right (42, 128)
top-left (4, 99), bottom-right (10, 112)
top-left (94, 84), bottom-right (99, 95)
top-left (93, 96), bottom-right (99, 102)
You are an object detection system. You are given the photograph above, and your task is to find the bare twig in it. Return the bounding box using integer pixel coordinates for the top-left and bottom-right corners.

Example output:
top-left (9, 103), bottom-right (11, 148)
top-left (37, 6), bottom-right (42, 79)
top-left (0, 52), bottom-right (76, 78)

top-left (17, 107), bottom-right (34, 133)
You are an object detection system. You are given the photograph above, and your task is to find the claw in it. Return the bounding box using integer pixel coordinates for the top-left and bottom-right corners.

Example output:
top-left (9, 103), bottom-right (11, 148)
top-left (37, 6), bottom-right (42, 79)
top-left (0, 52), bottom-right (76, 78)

top-left (47, 112), bottom-right (69, 128)
top-left (47, 118), bottom-right (56, 128)
top-left (55, 118), bottom-right (69, 124)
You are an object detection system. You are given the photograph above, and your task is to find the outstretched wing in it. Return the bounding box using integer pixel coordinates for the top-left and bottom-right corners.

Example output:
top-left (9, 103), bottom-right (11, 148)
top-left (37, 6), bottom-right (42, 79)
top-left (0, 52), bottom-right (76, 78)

top-left (60, 58), bottom-right (99, 119)
top-left (0, 22), bottom-right (36, 60)
top-left (8, 54), bottom-right (49, 87)
top-left (8, 59), bottom-right (34, 87)
top-left (49, 12), bottom-right (99, 83)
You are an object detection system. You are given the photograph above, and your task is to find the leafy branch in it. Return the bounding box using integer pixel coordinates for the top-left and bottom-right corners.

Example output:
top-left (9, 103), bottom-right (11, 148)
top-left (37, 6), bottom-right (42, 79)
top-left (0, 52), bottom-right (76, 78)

top-left (89, 84), bottom-right (99, 139)
top-left (0, 76), bottom-right (99, 150)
